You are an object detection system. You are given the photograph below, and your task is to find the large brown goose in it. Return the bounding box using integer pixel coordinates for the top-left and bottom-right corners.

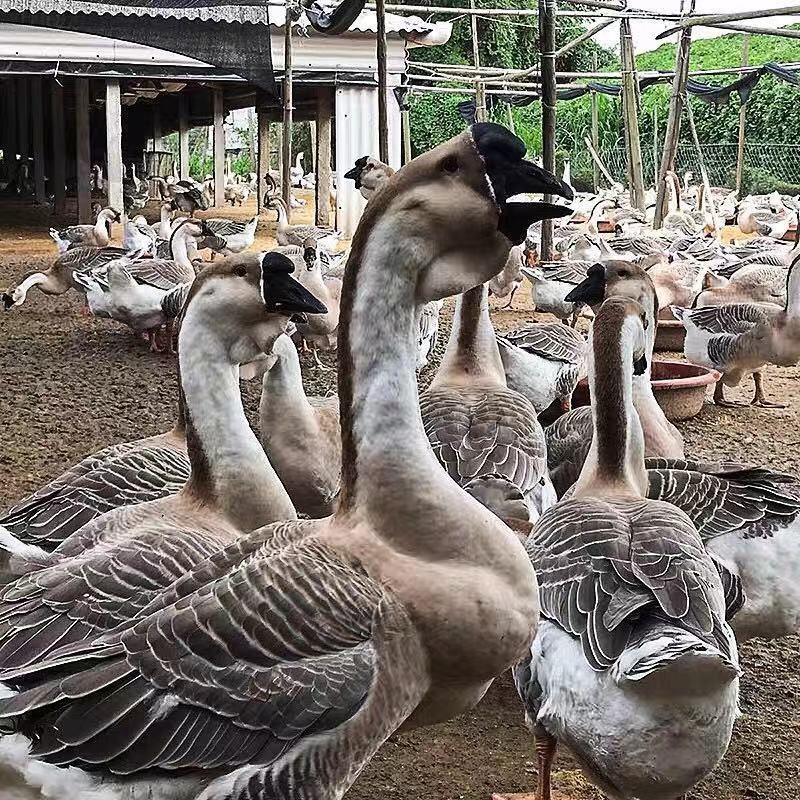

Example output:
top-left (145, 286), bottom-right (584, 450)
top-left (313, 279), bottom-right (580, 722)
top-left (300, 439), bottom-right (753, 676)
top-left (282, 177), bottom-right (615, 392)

top-left (0, 123), bottom-right (571, 800)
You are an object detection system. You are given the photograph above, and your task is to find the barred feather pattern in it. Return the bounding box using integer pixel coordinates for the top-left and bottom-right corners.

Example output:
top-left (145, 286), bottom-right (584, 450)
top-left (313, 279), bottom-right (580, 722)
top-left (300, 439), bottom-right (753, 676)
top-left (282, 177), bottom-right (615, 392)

top-left (502, 322), bottom-right (586, 365)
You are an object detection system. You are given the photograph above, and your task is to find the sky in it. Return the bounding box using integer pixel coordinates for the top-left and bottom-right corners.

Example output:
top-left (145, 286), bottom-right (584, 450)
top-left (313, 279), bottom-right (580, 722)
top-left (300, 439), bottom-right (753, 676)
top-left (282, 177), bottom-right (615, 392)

top-left (593, 0), bottom-right (800, 54)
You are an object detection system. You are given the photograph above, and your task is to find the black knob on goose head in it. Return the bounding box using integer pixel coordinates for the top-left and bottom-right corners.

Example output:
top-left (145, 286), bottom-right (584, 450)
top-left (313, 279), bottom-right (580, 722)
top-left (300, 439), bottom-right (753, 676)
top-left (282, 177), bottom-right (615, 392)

top-left (470, 123), bottom-right (574, 244)
top-left (564, 262), bottom-right (606, 307)
top-left (260, 252), bottom-right (328, 316)
top-left (344, 156), bottom-right (368, 187)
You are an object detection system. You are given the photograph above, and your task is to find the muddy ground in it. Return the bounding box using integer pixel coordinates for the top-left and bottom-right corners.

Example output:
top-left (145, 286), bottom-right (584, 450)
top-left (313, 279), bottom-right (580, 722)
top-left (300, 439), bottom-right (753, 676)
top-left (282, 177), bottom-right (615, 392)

top-left (0, 204), bottom-right (798, 800)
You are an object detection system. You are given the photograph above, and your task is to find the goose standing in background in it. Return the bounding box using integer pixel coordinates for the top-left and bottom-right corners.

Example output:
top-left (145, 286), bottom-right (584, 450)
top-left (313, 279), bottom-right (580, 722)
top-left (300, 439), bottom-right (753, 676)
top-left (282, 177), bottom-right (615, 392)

top-left (200, 215), bottom-right (258, 255)
top-left (49, 207), bottom-right (120, 253)
top-left (416, 299), bottom-right (444, 370)
top-left (673, 256), bottom-right (800, 407)
top-left (259, 333), bottom-right (341, 518)
top-left (515, 296), bottom-right (739, 800)
top-left (0, 123), bottom-right (571, 800)
top-left (344, 155), bottom-right (395, 201)
top-left (488, 244), bottom-right (524, 308)
top-left (421, 283), bottom-right (560, 520)
top-left (497, 322), bottom-right (587, 413)
top-left (521, 260), bottom-right (590, 326)
top-left (269, 195), bottom-right (341, 252)
top-left (121, 215), bottom-right (157, 254)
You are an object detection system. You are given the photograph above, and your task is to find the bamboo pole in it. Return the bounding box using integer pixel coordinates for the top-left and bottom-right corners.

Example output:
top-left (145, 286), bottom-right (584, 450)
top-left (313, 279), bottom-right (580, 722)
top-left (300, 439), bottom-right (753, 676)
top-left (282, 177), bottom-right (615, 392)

top-left (657, 5), bottom-right (800, 38)
top-left (401, 108), bottom-right (412, 164)
top-left (619, 18), bottom-right (645, 211)
top-left (653, 26), bottom-right (693, 228)
top-left (652, 103), bottom-right (658, 190)
top-left (590, 53), bottom-right (600, 191)
top-left (470, 0), bottom-right (487, 123)
top-left (539, 0), bottom-right (557, 260)
top-left (735, 33), bottom-right (751, 195)
top-left (376, 0), bottom-right (389, 162)
top-left (371, 3), bottom-right (684, 19)
top-left (554, 17), bottom-right (616, 58)
top-left (282, 13), bottom-right (293, 217)
top-left (584, 135), bottom-right (615, 186)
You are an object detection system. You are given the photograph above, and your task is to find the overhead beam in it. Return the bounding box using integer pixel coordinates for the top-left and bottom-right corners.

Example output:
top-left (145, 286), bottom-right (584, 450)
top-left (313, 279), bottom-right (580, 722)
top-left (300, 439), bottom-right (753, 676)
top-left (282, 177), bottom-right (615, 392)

top-left (657, 5), bottom-right (800, 38)
top-left (50, 80), bottom-right (66, 217)
top-left (30, 77), bottom-right (46, 205)
top-left (315, 90), bottom-right (332, 227)
top-left (700, 22), bottom-right (800, 40)
top-left (178, 94), bottom-right (190, 181)
top-left (106, 79), bottom-right (124, 214)
top-left (74, 78), bottom-right (92, 223)
top-left (212, 87), bottom-right (225, 208)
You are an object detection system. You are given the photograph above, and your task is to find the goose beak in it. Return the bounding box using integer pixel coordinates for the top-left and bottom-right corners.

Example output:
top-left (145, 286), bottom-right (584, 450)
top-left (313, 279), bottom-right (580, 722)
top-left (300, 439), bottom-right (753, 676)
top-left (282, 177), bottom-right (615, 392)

top-left (344, 165), bottom-right (361, 184)
top-left (471, 123), bottom-right (573, 243)
top-left (1, 292), bottom-right (14, 310)
top-left (564, 262), bottom-right (606, 306)
top-left (633, 354), bottom-right (648, 376)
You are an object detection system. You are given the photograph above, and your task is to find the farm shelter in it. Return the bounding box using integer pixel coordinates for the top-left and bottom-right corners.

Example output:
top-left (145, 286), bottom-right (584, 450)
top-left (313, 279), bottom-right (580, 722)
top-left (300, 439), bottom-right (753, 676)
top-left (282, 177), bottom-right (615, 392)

top-left (0, 0), bottom-right (451, 236)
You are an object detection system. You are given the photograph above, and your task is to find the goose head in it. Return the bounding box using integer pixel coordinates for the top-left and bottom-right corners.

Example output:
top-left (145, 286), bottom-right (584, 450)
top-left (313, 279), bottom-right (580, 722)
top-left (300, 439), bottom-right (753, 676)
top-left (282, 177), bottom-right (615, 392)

top-left (182, 252), bottom-right (328, 364)
top-left (99, 207), bottom-right (122, 224)
top-left (349, 122), bottom-right (573, 302)
top-left (344, 156), bottom-right (396, 201)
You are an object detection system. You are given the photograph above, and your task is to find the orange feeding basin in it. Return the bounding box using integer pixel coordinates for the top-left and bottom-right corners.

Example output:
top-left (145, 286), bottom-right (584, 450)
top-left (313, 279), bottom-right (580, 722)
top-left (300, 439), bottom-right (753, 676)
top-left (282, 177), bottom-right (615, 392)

top-left (571, 359), bottom-right (721, 421)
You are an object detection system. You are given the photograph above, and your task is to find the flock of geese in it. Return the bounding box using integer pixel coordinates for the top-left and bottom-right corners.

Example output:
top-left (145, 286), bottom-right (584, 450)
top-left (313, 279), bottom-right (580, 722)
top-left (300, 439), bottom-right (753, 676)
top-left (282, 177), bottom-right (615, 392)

top-left (0, 123), bottom-right (799, 800)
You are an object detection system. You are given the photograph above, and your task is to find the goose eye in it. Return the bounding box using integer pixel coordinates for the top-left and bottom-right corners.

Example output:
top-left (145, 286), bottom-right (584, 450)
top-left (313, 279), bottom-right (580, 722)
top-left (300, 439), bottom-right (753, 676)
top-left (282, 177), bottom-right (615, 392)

top-left (441, 155), bottom-right (459, 174)
top-left (233, 265), bottom-right (247, 277)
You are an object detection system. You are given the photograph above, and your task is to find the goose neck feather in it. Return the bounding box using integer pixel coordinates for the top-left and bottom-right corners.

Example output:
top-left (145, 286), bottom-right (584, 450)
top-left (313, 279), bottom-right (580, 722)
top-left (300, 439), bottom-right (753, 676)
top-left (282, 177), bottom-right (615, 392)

top-left (178, 303), bottom-right (296, 530)
top-left (431, 283), bottom-right (506, 389)
top-left (574, 304), bottom-right (648, 498)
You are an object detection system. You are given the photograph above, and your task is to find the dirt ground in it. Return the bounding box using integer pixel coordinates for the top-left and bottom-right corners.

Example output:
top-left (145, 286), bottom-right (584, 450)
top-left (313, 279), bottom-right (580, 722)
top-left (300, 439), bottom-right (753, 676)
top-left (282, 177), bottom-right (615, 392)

top-left (0, 204), bottom-right (798, 800)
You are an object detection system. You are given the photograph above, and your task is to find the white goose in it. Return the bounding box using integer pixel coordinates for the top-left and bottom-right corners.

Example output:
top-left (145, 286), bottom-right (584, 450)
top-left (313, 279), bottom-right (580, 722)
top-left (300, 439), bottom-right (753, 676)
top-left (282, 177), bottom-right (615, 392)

top-left (516, 295), bottom-right (739, 800)
top-left (0, 122), bottom-right (571, 800)
top-left (49, 207), bottom-right (120, 253)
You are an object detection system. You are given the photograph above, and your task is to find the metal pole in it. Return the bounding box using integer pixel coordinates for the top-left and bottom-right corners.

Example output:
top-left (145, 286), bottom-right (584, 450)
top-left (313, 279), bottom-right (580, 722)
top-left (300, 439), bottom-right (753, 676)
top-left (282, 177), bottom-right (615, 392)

top-left (282, 11), bottom-right (293, 216)
top-left (539, 0), bottom-right (557, 259)
top-left (376, 0), bottom-right (389, 162)
top-left (735, 33), bottom-right (751, 196)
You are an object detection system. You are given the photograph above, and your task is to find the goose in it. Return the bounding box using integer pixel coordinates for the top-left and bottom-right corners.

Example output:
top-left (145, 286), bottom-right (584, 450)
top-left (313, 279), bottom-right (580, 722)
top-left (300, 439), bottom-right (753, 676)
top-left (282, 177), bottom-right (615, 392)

top-left (199, 216), bottom-right (258, 255)
top-left (90, 164), bottom-right (104, 196)
top-left (169, 178), bottom-right (210, 215)
top-left (292, 242), bottom-right (342, 364)
top-left (72, 259), bottom-right (193, 352)
top-left (48, 207), bottom-right (120, 253)
top-left (497, 322), bottom-right (588, 413)
top-left (121, 215), bottom-right (157, 254)
top-left (521, 260), bottom-right (589, 326)
top-left (224, 176), bottom-right (250, 206)
top-left (647, 255), bottom-right (710, 310)
top-left (546, 261), bottom-right (685, 497)
top-left (1, 246), bottom-right (131, 309)
top-left (694, 263), bottom-right (789, 308)
top-left (0, 251), bottom-right (326, 658)
top-left (290, 151), bottom-right (305, 187)
top-left (155, 201), bottom-right (174, 239)
top-left (488, 243), bottom-right (524, 308)
top-left (269, 195), bottom-right (341, 252)
top-left (672, 258), bottom-right (800, 408)
top-left (515, 295), bottom-right (739, 800)
top-left (421, 282), bottom-right (559, 521)
top-left (259, 333), bottom-right (341, 518)
top-left (663, 171), bottom-right (700, 235)
top-left (344, 155), bottom-right (395, 201)
top-left (0, 122), bottom-right (572, 800)
top-left (738, 197), bottom-right (796, 239)
top-left (415, 299), bottom-right (444, 370)
top-left (123, 166), bottom-right (149, 213)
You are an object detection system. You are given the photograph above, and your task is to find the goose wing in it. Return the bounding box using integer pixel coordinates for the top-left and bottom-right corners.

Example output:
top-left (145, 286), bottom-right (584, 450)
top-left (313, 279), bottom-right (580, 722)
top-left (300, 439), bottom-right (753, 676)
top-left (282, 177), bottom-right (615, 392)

top-left (0, 534), bottom-right (424, 788)
top-left (538, 260), bottom-right (590, 285)
top-left (204, 218), bottom-right (248, 237)
top-left (126, 258), bottom-right (195, 290)
top-left (646, 461), bottom-right (800, 541)
top-left (678, 303), bottom-right (773, 335)
top-left (421, 387), bottom-right (547, 498)
top-left (544, 406), bottom-right (593, 498)
top-left (530, 497), bottom-right (730, 670)
top-left (502, 323), bottom-right (586, 364)
top-left (59, 247), bottom-right (130, 273)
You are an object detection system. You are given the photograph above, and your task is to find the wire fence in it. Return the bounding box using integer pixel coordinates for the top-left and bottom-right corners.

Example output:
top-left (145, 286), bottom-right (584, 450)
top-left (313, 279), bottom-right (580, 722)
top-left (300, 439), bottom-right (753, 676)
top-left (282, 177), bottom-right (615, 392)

top-left (570, 142), bottom-right (800, 193)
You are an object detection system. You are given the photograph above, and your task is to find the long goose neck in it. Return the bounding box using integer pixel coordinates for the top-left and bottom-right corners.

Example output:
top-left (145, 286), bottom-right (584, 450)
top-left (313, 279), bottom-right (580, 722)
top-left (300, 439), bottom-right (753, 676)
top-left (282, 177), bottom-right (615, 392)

top-left (336, 219), bottom-right (492, 554)
top-left (260, 342), bottom-right (315, 428)
top-left (171, 232), bottom-right (193, 270)
top-left (786, 260), bottom-right (800, 318)
top-left (430, 284), bottom-right (505, 388)
top-left (179, 310), bottom-right (296, 529)
top-left (574, 313), bottom-right (647, 498)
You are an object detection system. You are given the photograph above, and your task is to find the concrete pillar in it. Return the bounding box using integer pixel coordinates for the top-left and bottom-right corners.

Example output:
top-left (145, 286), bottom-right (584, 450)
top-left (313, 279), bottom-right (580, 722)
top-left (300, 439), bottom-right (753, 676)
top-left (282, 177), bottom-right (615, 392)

top-left (257, 107), bottom-right (271, 215)
top-left (212, 88), bottom-right (225, 207)
top-left (105, 79), bottom-right (124, 214)
top-left (75, 78), bottom-right (92, 223)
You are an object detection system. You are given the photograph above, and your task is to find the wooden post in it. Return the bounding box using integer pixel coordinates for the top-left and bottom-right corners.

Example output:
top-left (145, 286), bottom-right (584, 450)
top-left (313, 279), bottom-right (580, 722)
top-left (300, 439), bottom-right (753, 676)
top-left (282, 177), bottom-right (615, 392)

top-left (105, 79), bottom-right (124, 214)
top-left (17, 78), bottom-right (29, 160)
top-left (50, 80), bottom-right (66, 216)
top-left (178, 94), bottom-right (190, 180)
top-left (735, 33), bottom-right (750, 195)
top-left (619, 19), bottom-right (645, 211)
top-left (539, 0), bottom-right (557, 260)
top-left (257, 108), bottom-right (271, 215)
top-left (470, 0), bottom-right (486, 123)
top-left (315, 90), bottom-right (333, 226)
top-left (376, 0), bottom-right (389, 162)
top-left (590, 53), bottom-right (600, 190)
top-left (75, 78), bottom-right (92, 223)
top-left (282, 15), bottom-right (293, 216)
top-left (152, 105), bottom-right (162, 153)
top-left (652, 103), bottom-right (659, 190)
top-left (4, 80), bottom-right (17, 162)
top-left (213, 88), bottom-right (225, 207)
top-left (653, 26), bottom-right (693, 228)
top-left (30, 78), bottom-right (46, 205)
